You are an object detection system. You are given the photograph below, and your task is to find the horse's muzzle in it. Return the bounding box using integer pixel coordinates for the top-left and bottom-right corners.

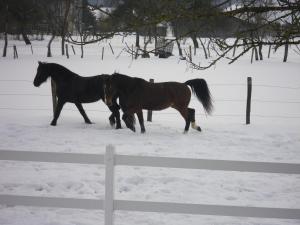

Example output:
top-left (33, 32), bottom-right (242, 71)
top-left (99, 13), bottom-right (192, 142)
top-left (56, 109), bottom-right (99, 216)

top-left (33, 81), bottom-right (40, 87)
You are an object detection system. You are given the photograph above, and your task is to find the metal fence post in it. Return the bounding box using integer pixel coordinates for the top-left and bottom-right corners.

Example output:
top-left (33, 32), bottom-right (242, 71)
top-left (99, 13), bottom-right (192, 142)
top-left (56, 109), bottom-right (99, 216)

top-left (51, 79), bottom-right (57, 117)
top-left (246, 77), bottom-right (252, 124)
top-left (105, 145), bottom-right (115, 225)
top-left (13, 45), bottom-right (18, 59)
top-left (102, 47), bottom-right (104, 60)
top-left (147, 79), bottom-right (154, 122)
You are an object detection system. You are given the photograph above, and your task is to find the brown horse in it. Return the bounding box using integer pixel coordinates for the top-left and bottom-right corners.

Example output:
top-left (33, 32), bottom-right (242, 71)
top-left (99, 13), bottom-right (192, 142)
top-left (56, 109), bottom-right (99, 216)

top-left (103, 73), bottom-right (213, 133)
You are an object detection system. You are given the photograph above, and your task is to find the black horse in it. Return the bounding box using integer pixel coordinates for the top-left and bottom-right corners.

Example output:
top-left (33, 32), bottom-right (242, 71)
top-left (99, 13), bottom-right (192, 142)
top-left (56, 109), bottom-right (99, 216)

top-left (33, 62), bottom-right (121, 128)
top-left (103, 73), bottom-right (213, 133)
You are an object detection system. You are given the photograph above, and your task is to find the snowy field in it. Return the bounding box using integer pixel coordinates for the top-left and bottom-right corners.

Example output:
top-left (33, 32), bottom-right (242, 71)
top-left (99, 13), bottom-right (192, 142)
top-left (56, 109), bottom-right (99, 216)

top-left (0, 36), bottom-right (300, 225)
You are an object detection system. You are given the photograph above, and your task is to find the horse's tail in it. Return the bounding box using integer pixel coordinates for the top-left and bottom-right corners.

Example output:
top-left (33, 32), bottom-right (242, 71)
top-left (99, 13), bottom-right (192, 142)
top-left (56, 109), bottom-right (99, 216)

top-left (185, 79), bottom-right (213, 115)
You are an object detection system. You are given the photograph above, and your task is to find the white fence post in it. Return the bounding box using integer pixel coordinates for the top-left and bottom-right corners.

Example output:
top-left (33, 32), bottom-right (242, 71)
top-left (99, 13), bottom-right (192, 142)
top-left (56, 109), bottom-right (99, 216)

top-left (105, 145), bottom-right (115, 225)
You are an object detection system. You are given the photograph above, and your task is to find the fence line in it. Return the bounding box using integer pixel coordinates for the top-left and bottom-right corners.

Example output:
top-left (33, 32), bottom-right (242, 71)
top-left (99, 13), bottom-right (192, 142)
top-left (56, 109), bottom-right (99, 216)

top-left (0, 147), bottom-right (300, 224)
top-left (1, 195), bottom-right (299, 220)
top-left (1, 80), bottom-right (300, 90)
top-left (114, 200), bottom-right (300, 220)
top-left (2, 93), bottom-right (300, 104)
top-left (1, 79), bottom-right (300, 121)
top-left (0, 195), bottom-right (102, 210)
top-left (0, 79), bottom-right (32, 82)
top-left (1, 107), bottom-right (300, 119)
top-left (1, 150), bottom-right (300, 174)
top-left (0, 150), bottom-right (104, 164)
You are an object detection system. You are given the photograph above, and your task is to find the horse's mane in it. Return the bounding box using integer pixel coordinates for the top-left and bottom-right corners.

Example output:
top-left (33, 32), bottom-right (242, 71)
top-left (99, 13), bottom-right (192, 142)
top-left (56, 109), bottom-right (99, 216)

top-left (42, 62), bottom-right (78, 77)
top-left (112, 73), bottom-right (145, 82)
top-left (112, 73), bottom-right (145, 92)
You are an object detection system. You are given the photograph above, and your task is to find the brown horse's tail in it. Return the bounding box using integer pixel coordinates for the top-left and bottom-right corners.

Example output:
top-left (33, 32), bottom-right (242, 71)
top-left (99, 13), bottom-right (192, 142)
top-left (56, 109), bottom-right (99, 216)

top-left (185, 79), bottom-right (213, 115)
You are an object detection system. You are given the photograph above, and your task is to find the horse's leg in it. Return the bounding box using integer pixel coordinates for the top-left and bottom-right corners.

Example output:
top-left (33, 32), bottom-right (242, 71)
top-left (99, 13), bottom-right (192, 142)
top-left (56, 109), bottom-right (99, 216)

top-left (136, 110), bottom-right (145, 133)
top-left (75, 103), bottom-right (92, 124)
top-left (188, 108), bottom-right (201, 132)
top-left (50, 99), bottom-right (66, 126)
top-left (122, 113), bottom-right (136, 132)
top-left (108, 103), bottom-right (122, 129)
top-left (108, 113), bottom-right (115, 127)
top-left (174, 106), bottom-right (190, 133)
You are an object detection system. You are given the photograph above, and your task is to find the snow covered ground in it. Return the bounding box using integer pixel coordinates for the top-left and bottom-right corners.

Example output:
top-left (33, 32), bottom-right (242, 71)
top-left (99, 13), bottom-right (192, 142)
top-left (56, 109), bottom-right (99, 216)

top-left (0, 36), bottom-right (300, 225)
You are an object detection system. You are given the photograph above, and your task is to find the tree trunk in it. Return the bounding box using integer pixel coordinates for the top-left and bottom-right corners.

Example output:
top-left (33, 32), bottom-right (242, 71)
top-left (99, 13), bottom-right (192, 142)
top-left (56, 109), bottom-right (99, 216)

top-left (199, 38), bottom-right (208, 59)
top-left (268, 45), bottom-right (271, 58)
top-left (254, 46), bottom-right (259, 61)
top-left (2, 32), bottom-right (8, 57)
top-left (47, 34), bottom-right (55, 57)
top-left (21, 28), bottom-right (31, 45)
top-left (176, 39), bottom-right (183, 57)
top-left (154, 26), bottom-right (158, 56)
top-left (191, 34), bottom-right (199, 49)
top-left (61, 0), bottom-right (71, 55)
top-left (258, 44), bottom-right (263, 60)
top-left (2, 4), bottom-right (8, 57)
top-left (135, 31), bottom-right (140, 48)
top-left (61, 38), bottom-right (65, 55)
top-left (80, 36), bottom-right (84, 58)
top-left (207, 40), bottom-right (211, 58)
top-left (283, 42), bottom-right (288, 62)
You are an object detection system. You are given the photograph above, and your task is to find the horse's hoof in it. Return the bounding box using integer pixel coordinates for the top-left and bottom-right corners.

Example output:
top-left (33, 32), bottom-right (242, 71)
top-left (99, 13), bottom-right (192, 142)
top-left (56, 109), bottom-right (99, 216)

top-left (197, 127), bottom-right (202, 132)
top-left (130, 127), bottom-right (136, 132)
top-left (116, 126), bottom-right (122, 129)
top-left (141, 130), bottom-right (146, 133)
top-left (85, 121), bottom-right (92, 124)
top-left (50, 122), bottom-right (57, 126)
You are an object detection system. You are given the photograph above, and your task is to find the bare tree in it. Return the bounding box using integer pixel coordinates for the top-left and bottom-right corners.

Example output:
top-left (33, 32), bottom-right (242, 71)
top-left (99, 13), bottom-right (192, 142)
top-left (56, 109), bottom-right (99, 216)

top-left (60, 0), bottom-right (72, 55)
top-left (2, 3), bottom-right (9, 57)
top-left (60, 0), bottom-right (300, 69)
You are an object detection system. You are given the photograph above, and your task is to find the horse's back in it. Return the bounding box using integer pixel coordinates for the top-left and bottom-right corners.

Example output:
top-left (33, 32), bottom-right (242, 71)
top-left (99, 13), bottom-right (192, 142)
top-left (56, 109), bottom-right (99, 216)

top-left (59, 75), bottom-right (104, 103)
top-left (137, 81), bottom-right (190, 110)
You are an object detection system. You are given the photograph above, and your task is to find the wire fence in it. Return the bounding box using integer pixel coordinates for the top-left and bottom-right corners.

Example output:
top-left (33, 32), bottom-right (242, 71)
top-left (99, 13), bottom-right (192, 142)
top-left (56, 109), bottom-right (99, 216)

top-left (1, 79), bottom-right (300, 120)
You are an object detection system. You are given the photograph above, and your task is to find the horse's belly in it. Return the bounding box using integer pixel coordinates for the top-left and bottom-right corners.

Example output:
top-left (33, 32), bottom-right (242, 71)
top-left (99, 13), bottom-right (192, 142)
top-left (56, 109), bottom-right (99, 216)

top-left (142, 102), bottom-right (170, 111)
top-left (77, 95), bottom-right (101, 103)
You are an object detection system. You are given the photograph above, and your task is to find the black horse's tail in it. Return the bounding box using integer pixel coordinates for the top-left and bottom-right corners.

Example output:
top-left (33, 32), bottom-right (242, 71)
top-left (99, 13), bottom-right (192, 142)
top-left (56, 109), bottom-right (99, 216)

top-left (185, 79), bottom-right (213, 115)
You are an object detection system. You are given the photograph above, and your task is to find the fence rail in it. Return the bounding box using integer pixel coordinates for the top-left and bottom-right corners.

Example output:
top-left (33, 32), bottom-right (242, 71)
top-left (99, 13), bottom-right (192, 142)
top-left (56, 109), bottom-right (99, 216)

top-left (1, 149), bottom-right (300, 174)
top-left (1, 147), bottom-right (300, 224)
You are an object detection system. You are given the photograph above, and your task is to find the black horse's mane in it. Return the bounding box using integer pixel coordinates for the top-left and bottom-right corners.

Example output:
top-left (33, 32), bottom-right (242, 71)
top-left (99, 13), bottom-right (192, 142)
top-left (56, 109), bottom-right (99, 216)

top-left (112, 72), bottom-right (146, 83)
top-left (41, 62), bottom-right (78, 77)
top-left (111, 73), bottom-right (146, 93)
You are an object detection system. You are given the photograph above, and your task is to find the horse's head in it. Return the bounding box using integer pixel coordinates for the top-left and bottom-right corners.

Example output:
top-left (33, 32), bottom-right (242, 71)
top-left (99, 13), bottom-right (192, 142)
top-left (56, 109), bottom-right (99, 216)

top-left (33, 62), bottom-right (51, 87)
top-left (103, 76), bottom-right (117, 106)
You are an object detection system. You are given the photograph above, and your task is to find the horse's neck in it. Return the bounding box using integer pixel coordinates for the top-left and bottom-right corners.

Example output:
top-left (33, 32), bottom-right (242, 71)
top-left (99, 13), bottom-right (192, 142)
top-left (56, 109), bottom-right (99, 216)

top-left (116, 75), bottom-right (140, 94)
top-left (50, 65), bottom-right (74, 82)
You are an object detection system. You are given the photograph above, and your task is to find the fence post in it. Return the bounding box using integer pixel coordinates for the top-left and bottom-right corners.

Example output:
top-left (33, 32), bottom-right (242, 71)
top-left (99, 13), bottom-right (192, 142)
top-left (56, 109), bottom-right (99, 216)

top-left (246, 77), bottom-right (252, 125)
top-left (189, 45), bottom-right (192, 61)
top-left (105, 145), bottom-right (115, 225)
top-left (147, 79), bottom-right (154, 122)
top-left (51, 79), bottom-right (57, 117)
top-left (109, 43), bottom-right (114, 55)
top-left (30, 44), bottom-right (33, 55)
top-left (131, 45), bottom-right (134, 60)
top-left (13, 45), bottom-right (18, 59)
top-left (102, 47), bottom-right (104, 60)
top-left (268, 45), bottom-right (271, 58)
top-left (71, 45), bottom-right (76, 55)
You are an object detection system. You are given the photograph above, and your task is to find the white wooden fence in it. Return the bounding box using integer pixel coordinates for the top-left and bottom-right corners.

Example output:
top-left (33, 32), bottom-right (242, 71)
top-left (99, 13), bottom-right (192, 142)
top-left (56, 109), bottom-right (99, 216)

top-left (1, 145), bottom-right (300, 225)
